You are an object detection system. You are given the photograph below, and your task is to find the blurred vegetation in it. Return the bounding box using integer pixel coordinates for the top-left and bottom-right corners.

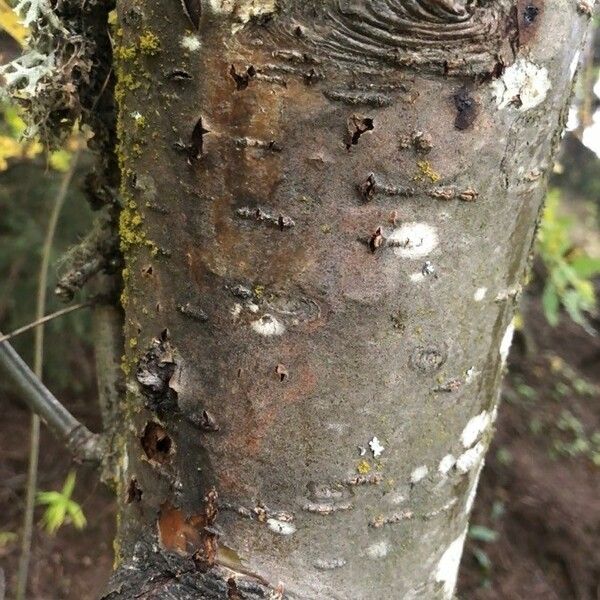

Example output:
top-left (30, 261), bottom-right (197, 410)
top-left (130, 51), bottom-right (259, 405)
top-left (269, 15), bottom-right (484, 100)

top-left (537, 189), bottom-right (600, 333)
top-left (0, 101), bottom-right (96, 395)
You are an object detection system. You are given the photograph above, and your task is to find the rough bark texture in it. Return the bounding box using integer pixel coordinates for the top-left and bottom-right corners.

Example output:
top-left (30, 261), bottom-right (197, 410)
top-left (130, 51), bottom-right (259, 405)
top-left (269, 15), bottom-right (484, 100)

top-left (106, 1), bottom-right (590, 598)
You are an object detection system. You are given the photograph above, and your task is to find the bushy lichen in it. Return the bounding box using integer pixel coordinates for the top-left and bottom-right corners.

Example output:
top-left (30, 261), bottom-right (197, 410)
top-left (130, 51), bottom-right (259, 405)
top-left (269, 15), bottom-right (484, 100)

top-left (0, 0), bottom-right (114, 147)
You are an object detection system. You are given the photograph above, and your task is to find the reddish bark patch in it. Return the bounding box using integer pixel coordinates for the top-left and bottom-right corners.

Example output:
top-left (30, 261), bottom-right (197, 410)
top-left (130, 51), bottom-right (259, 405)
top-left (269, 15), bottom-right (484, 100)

top-left (157, 489), bottom-right (219, 568)
top-left (157, 502), bottom-right (201, 554)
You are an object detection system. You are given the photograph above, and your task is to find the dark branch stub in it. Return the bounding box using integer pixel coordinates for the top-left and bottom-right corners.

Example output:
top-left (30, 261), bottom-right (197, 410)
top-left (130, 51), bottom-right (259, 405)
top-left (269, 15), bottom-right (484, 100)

top-left (180, 0), bottom-right (201, 29)
top-left (188, 117), bottom-right (209, 162)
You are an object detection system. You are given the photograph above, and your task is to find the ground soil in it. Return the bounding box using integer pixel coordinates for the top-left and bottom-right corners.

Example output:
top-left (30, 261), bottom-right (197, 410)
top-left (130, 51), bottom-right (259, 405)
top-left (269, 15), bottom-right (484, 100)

top-left (1, 287), bottom-right (599, 599)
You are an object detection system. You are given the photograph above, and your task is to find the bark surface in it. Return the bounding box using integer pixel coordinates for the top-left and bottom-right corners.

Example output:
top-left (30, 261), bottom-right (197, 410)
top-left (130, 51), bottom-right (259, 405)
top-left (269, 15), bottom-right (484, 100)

top-left (106, 1), bottom-right (590, 598)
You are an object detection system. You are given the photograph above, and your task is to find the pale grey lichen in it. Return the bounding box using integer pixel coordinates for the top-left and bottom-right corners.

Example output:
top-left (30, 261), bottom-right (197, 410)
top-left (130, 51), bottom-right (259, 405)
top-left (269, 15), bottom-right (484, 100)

top-left (13, 0), bottom-right (63, 28)
top-left (0, 0), bottom-right (110, 146)
top-left (1, 50), bottom-right (56, 99)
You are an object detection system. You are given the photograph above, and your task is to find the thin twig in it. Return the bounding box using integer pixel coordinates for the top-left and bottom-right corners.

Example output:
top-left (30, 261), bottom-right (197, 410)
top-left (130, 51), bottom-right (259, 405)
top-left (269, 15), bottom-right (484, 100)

top-left (0, 302), bottom-right (90, 344)
top-left (16, 152), bottom-right (79, 600)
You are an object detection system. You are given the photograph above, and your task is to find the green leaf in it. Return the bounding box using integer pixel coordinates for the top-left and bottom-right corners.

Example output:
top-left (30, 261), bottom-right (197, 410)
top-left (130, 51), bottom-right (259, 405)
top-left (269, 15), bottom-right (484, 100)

top-left (0, 531), bottom-right (17, 547)
top-left (570, 256), bottom-right (600, 279)
top-left (36, 471), bottom-right (86, 535)
top-left (471, 547), bottom-right (492, 571)
top-left (542, 284), bottom-right (560, 326)
top-left (469, 525), bottom-right (499, 543)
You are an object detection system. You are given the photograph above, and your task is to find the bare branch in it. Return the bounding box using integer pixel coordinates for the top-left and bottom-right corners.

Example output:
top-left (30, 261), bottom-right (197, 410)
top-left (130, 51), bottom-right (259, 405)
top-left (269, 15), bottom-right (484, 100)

top-left (0, 302), bottom-right (90, 344)
top-left (0, 336), bottom-right (104, 464)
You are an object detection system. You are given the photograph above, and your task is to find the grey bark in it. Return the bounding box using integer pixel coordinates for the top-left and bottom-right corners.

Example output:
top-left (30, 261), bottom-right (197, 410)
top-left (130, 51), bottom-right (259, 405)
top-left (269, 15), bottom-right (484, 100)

top-left (105, 1), bottom-right (592, 598)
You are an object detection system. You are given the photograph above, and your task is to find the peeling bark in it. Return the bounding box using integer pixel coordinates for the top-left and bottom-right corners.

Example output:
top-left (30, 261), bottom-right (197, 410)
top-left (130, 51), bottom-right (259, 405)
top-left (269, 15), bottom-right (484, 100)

top-left (108, 1), bottom-right (591, 598)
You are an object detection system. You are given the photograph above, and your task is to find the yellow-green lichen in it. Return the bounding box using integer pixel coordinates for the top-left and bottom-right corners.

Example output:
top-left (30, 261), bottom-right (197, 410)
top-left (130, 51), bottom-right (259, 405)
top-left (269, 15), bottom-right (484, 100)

top-left (120, 354), bottom-right (131, 376)
top-left (139, 31), bottom-right (161, 56)
top-left (115, 44), bottom-right (137, 61)
top-left (357, 460), bottom-right (371, 474)
top-left (414, 160), bottom-right (441, 183)
top-left (118, 201), bottom-right (158, 261)
top-left (132, 114), bottom-right (147, 129)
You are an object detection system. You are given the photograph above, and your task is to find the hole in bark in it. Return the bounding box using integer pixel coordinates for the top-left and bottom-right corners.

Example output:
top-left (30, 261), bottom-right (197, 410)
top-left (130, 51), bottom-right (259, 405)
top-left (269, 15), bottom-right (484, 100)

top-left (453, 87), bottom-right (477, 130)
top-left (523, 4), bottom-right (539, 24)
top-left (142, 265), bottom-right (153, 276)
top-left (346, 116), bottom-right (374, 149)
top-left (230, 64), bottom-right (256, 91)
top-left (141, 422), bottom-right (173, 464)
top-left (126, 477), bottom-right (143, 503)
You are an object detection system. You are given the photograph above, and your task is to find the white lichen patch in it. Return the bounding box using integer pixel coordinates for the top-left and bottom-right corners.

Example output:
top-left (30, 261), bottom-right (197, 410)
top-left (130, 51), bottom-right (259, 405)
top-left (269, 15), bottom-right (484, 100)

top-left (369, 436), bottom-right (385, 458)
top-left (15, 0), bottom-right (62, 28)
top-left (366, 540), bottom-right (391, 559)
top-left (500, 321), bottom-right (515, 366)
top-left (385, 490), bottom-right (407, 506)
top-left (438, 454), bottom-right (456, 475)
top-left (267, 518), bottom-right (296, 535)
top-left (410, 465), bottom-right (429, 484)
top-left (387, 222), bottom-right (439, 259)
top-left (465, 367), bottom-right (478, 385)
top-left (473, 287), bottom-right (487, 302)
top-left (251, 314), bottom-right (285, 336)
top-left (495, 285), bottom-right (522, 303)
top-left (231, 303), bottom-right (243, 320)
top-left (208, 0), bottom-right (277, 30)
top-left (180, 34), bottom-right (201, 52)
top-left (456, 441), bottom-right (486, 474)
top-left (435, 529), bottom-right (468, 599)
top-left (492, 58), bottom-right (551, 111)
top-left (410, 272), bottom-right (425, 283)
top-left (460, 411), bottom-right (492, 448)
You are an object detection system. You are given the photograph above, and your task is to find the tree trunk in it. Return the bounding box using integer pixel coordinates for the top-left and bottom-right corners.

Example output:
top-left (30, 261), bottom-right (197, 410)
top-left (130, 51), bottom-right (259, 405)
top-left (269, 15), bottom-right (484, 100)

top-left (104, 1), bottom-right (591, 598)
